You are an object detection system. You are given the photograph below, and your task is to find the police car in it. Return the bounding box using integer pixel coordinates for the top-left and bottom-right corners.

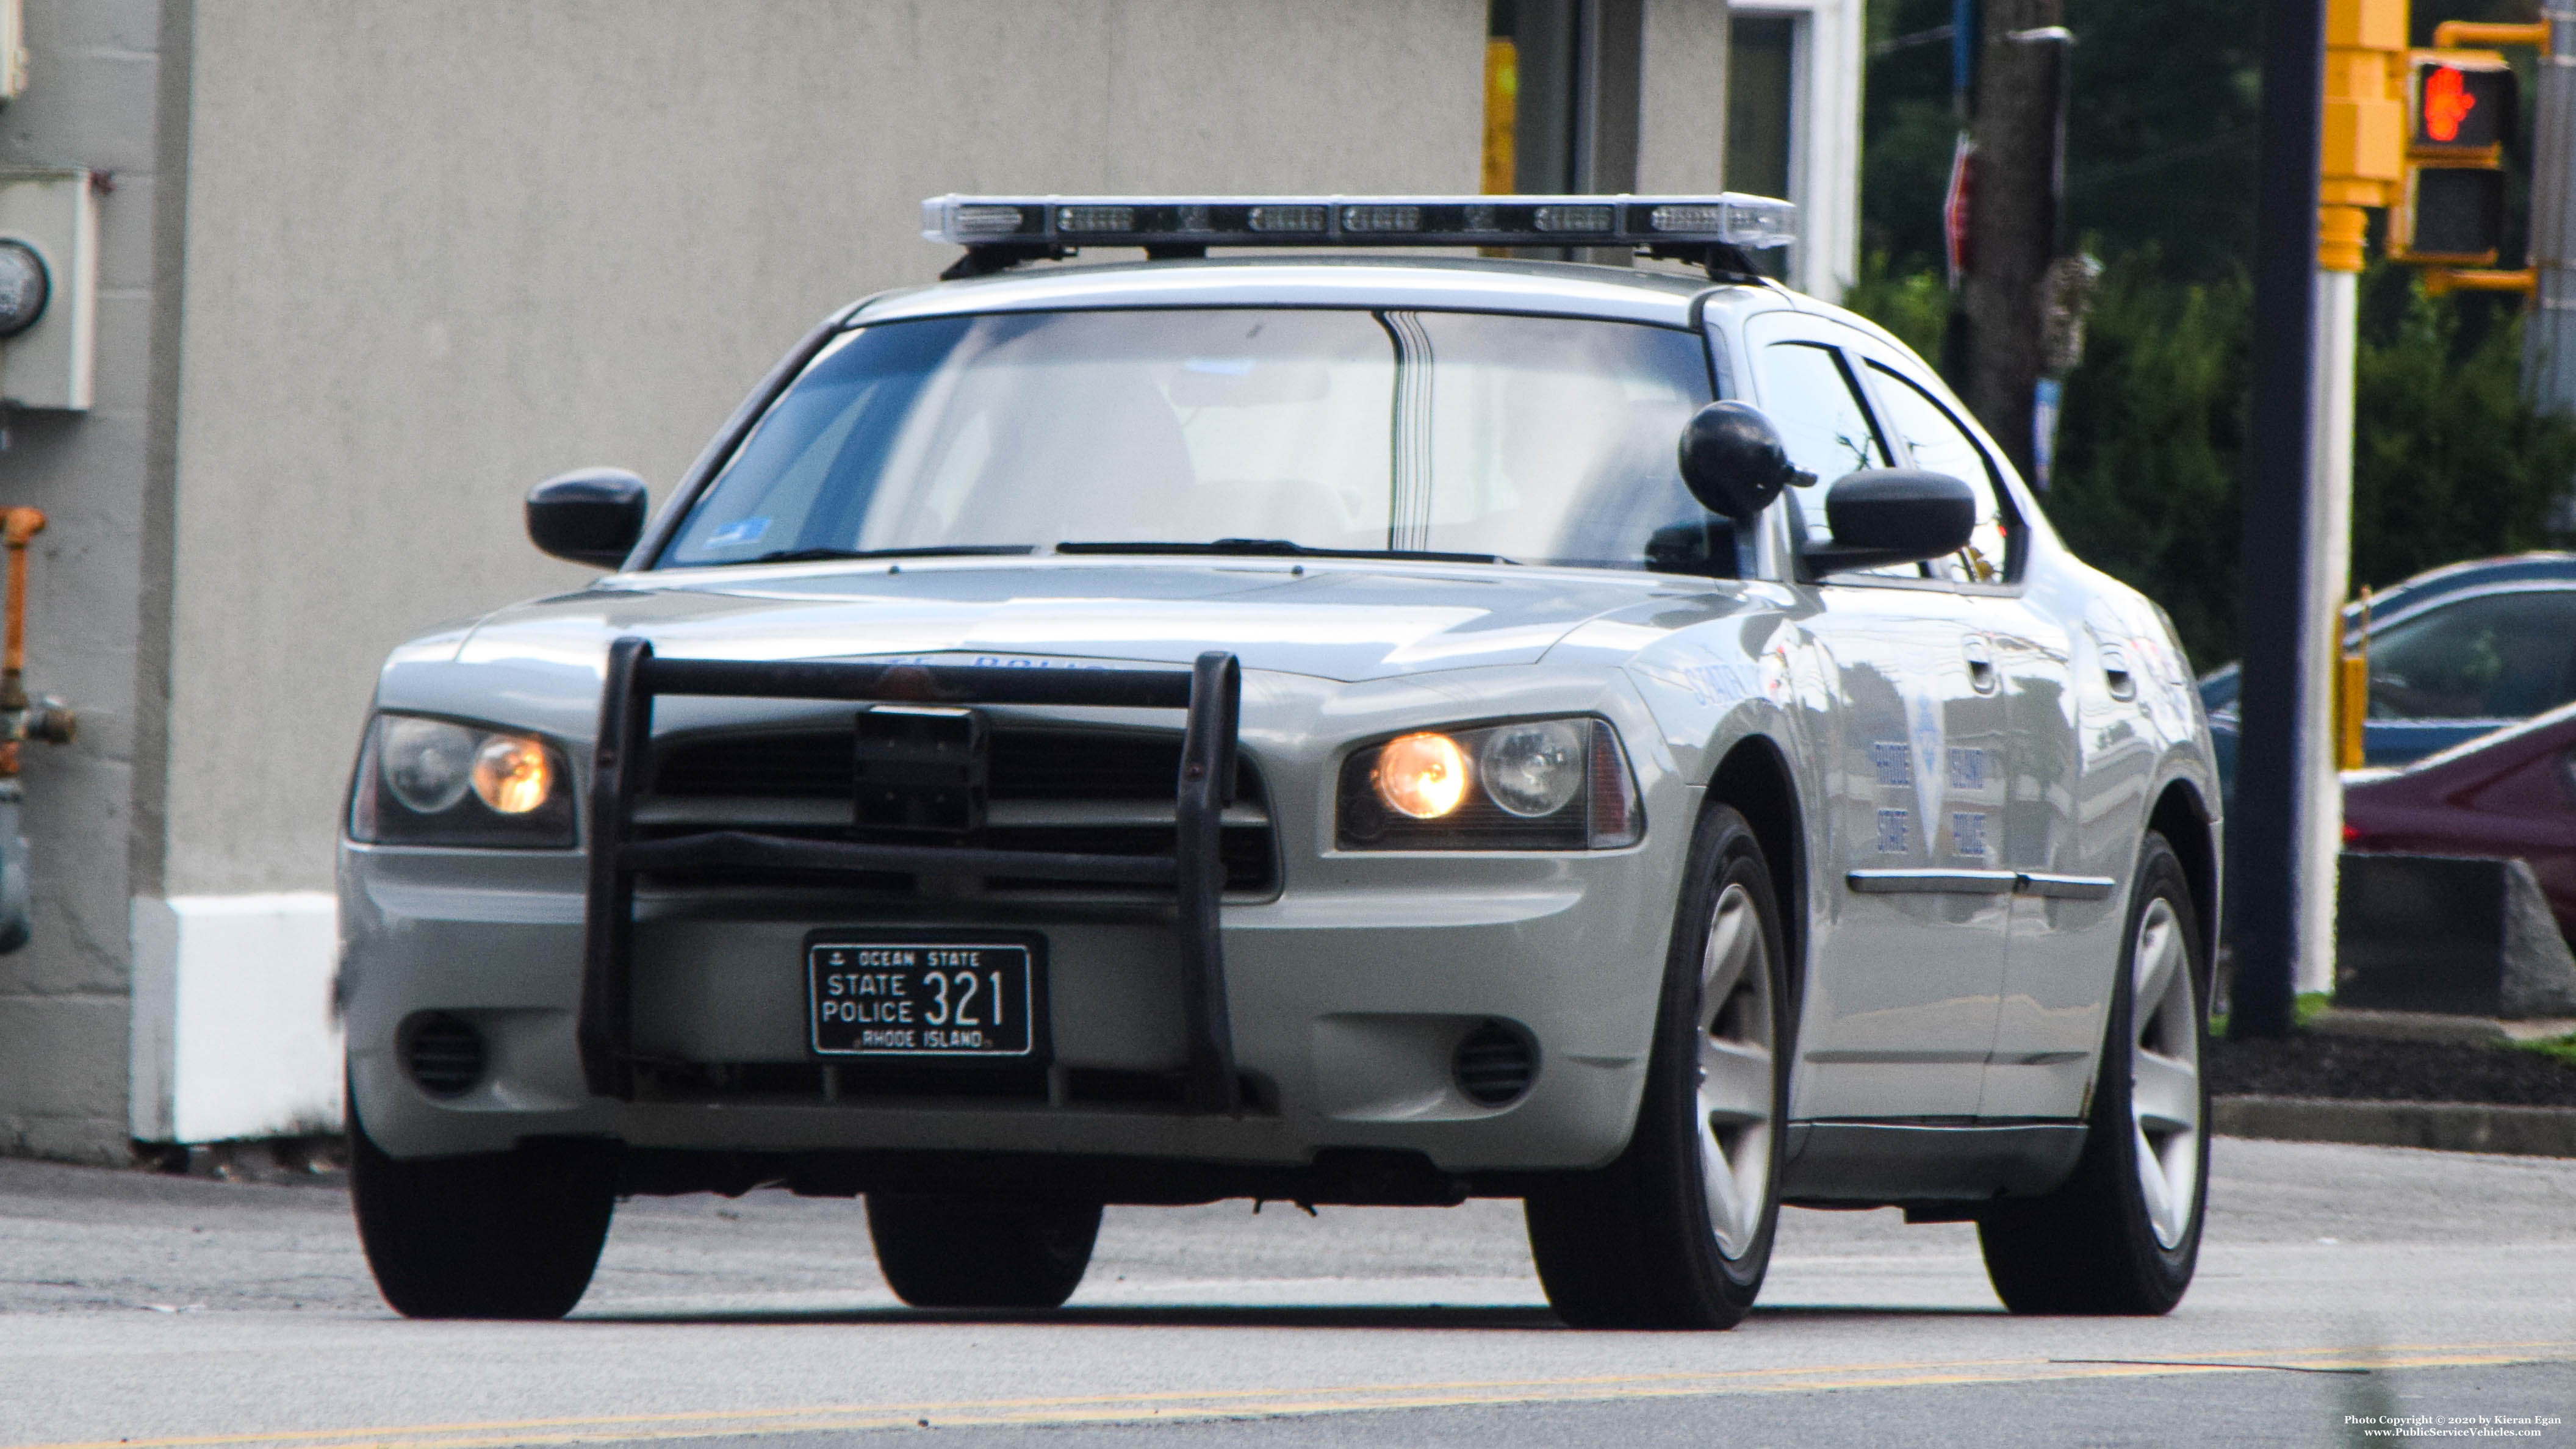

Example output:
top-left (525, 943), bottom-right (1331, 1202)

top-left (339, 193), bottom-right (2222, 1328)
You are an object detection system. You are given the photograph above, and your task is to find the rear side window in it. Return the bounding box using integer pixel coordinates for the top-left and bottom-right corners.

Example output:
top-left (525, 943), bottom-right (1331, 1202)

top-left (2369, 590), bottom-right (2576, 721)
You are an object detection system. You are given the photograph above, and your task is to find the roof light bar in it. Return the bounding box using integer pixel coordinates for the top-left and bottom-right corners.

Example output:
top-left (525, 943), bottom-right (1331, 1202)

top-left (919, 192), bottom-right (1798, 257)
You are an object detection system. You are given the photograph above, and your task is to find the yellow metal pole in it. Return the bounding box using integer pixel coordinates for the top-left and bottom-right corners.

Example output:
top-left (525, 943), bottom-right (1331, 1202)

top-left (2430, 19), bottom-right (2547, 50)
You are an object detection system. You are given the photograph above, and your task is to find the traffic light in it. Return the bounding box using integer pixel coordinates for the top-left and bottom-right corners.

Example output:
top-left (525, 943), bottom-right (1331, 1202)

top-left (2410, 54), bottom-right (2515, 152)
top-left (2394, 52), bottom-right (2516, 264)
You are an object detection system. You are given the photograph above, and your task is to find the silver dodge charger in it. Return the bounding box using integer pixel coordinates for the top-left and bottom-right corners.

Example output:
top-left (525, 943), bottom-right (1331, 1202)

top-left (337, 194), bottom-right (2222, 1328)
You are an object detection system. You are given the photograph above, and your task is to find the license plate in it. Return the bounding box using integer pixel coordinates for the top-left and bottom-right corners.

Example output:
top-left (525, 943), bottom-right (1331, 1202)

top-left (805, 933), bottom-right (1043, 1060)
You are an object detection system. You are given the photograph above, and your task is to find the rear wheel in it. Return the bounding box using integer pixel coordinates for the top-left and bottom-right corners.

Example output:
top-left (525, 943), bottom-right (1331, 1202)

top-left (349, 1114), bottom-right (616, 1320)
top-left (1978, 832), bottom-right (2207, 1314)
top-left (1524, 804), bottom-right (1788, 1329)
top-left (866, 1193), bottom-right (1103, 1309)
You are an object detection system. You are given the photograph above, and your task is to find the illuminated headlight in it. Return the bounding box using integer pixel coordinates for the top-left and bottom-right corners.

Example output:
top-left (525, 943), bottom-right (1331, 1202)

top-left (1339, 717), bottom-right (1640, 850)
top-left (1375, 732), bottom-right (1471, 819)
top-left (348, 714), bottom-right (576, 848)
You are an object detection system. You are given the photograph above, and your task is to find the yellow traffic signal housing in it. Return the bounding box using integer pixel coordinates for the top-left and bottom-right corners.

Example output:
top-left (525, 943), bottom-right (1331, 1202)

top-left (2393, 50), bottom-right (2516, 265)
top-left (2320, 0), bottom-right (2405, 270)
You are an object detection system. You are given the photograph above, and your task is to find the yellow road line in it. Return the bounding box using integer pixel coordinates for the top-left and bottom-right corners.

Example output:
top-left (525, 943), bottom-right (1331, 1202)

top-left (18, 1342), bottom-right (2571, 1449)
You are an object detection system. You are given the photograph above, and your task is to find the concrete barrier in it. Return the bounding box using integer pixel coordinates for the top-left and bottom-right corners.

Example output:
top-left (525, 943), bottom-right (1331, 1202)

top-left (2336, 854), bottom-right (2576, 1018)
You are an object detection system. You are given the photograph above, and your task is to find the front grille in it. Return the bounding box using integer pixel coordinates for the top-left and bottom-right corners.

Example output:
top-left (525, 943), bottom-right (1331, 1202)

top-left (405, 1015), bottom-right (486, 1099)
top-left (644, 727), bottom-right (1279, 894)
top-left (656, 728), bottom-right (1265, 806)
top-left (1453, 1021), bottom-right (1538, 1106)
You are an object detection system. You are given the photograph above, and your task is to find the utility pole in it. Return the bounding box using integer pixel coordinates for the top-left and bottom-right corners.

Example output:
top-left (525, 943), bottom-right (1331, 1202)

top-left (2231, 0), bottom-right (2328, 1040)
top-left (2524, 10), bottom-right (2576, 409)
top-left (1958, 0), bottom-right (2067, 481)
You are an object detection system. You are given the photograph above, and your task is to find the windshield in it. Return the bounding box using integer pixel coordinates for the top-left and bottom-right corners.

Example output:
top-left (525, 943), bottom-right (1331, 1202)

top-left (658, 307), bottom-right (1720, 572)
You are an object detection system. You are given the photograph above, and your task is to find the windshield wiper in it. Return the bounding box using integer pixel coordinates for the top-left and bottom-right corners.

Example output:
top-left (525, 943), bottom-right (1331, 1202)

top-left (1056, 539), bottom-right (1514, 565)
top-left (740, 545), bottom-right (1035, 566)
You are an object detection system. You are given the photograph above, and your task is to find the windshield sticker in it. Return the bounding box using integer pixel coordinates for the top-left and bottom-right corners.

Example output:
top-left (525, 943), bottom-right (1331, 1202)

top-left (705, 516), bottom-right (772, 549)
top-left (1182, 356), bottom-right (1256, 375)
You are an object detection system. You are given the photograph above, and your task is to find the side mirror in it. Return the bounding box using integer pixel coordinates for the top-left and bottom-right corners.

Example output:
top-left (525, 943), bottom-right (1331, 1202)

top-left (1800, 469), bottom-right (1977, 576)
top-left (1677, 400), bottom-right (1815, 521)
top-left (527, 468), bottom-right (647, 569)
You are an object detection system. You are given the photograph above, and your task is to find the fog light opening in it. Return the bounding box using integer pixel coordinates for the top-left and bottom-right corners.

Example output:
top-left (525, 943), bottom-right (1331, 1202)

top-left (1453, 1020), bottom-right (1538, 1107)
top-left (405, 1014), bottom-right (486, 1099)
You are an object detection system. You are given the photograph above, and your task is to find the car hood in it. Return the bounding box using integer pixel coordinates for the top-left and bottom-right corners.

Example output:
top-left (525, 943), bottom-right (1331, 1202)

top-left (396, 561), bottom-right (1685, 732)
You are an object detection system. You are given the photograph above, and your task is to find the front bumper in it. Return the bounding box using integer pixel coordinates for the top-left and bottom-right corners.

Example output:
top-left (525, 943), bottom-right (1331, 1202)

top-left (341, 837), bottom-right (1684, 1178)
top-left (340, 658), bottom-right (1693, 1184)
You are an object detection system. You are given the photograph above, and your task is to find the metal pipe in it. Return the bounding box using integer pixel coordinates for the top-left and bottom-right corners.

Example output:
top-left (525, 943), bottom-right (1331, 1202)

top-left (2430, 20), bottom-right (2549, 50)
top-left (0, 506), bottom-right (44, 778)
top-left (1, 506), bottom-right (41, 691)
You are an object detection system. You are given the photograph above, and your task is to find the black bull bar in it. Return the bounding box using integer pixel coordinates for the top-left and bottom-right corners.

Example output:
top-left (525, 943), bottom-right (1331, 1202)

top-left (577, 638), bottom-right (1244, 1112)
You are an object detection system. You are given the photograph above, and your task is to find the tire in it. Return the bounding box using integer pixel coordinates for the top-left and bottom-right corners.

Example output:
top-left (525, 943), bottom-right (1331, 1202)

top-left (867, 1193), bottom-right (1103, 1309)
top-left (1524, 804), bottom-right (1790, 1330)
top-left (1978, 831), bottom-right (2208, 1315)
top-left (348, 1112), bottom-right (617, 1320)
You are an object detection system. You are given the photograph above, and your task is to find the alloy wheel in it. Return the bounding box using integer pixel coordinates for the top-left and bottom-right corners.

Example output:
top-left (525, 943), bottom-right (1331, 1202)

top-left (2127, 896), bottom-right (2202, 1249)
top-left (1695, 880), bottom-right (1777, 1258)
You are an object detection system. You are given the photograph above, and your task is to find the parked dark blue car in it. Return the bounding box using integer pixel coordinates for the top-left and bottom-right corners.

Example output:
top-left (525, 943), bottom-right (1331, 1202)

top-left (2202, 552), bottom-right (2576, 791)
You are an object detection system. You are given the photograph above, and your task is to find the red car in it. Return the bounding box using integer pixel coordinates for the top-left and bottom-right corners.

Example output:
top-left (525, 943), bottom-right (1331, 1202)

top-left (2343, 699), bottom-right (2576, 938)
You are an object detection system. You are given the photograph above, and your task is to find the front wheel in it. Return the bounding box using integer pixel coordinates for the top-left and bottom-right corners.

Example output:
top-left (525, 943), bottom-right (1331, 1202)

top-left (1978, 831), bottom-right (2208, 1315)
top-left (1524, 804), bottom-right (1788, 1329)
top-left (349, 1115), bottom-right (617, 1320)
top-left (867, 1193), bottom-right (1103, 1309)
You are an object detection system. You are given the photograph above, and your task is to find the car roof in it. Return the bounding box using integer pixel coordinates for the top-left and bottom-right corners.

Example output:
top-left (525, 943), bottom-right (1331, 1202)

top-left (850, 253), bottom-right (1799, 331)
top-left (2361, 552), bottom-right (2576, 617)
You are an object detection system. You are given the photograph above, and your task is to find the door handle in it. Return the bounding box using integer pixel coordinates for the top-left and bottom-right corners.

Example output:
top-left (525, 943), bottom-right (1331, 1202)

top-left (2101, 646), bottom-right (2136, 700)
top-left (1963, 636), bottom-right (1998, 694)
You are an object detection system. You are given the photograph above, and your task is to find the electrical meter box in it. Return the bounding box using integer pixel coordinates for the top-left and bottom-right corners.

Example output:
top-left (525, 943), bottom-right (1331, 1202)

top-left (0, 169), bottom-right (98, 412)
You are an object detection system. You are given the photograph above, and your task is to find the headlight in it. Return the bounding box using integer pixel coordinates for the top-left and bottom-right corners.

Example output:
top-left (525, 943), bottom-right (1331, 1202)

top-left (1338, 716), bottom-right (1640, 850)
top-left (348, 714), bottom-right (577, 848)
top-left (1375, 732), bottom-right (1472, 818)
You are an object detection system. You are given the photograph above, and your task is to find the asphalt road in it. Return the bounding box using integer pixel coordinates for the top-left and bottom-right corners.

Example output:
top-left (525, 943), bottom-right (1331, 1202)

top-left (0, 1138), bottom-right (2567, 1448)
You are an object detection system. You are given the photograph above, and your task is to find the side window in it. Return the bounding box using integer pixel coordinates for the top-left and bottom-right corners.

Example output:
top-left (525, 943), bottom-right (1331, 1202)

top-left (1755, 341), bottom-right (1904, 579)
top-left (2367, 590), bottom-right (2576, 721)
top-left (1758, 342), bottom-right (1888, 482)
top-left (1868, 364), bottom-right (2015, 584)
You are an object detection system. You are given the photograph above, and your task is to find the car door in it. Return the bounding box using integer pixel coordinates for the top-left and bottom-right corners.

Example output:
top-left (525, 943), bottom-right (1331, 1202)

top-left (1747, 314), bottom-right (2010, 1122)
top-left (1849, 351), bottom-right (2099, 1121)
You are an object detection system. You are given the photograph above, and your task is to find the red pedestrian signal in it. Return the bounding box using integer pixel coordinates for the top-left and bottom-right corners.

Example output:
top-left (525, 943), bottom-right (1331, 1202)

top-left (2423, 66), bottom-right (2475, 141)
top-left (2409, 56), bottom-right (2516, 153)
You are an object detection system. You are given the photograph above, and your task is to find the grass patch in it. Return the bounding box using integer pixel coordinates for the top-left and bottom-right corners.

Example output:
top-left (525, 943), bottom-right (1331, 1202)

top-left (2514, 1034), bottom-right (2576, 1070)
top-left (2209, 990), bottom-right (2331, 1039)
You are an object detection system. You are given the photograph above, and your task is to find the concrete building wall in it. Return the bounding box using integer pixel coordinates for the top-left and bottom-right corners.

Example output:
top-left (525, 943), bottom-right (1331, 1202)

top-left (1637, 0), bottom-right (1730, 194)
top-left (160, 0), bottom-right (1487, 907)
top-left (0, 0), bottom-right (181, 1162)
